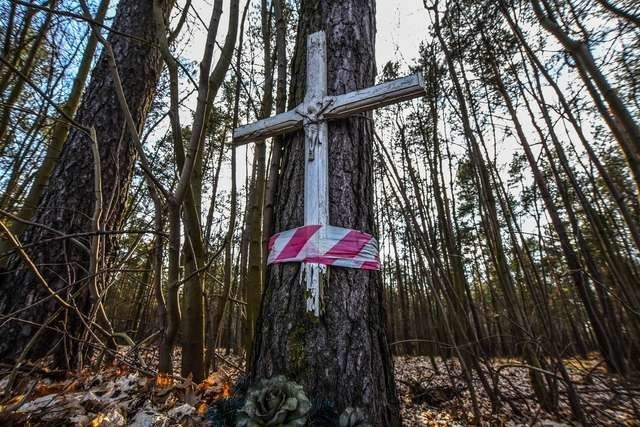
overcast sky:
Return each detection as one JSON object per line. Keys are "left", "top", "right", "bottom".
{"left": 376, "top": 0, "right": 429, "bottom": 71}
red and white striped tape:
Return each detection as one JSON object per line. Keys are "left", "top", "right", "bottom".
{"left": 267, "top": 224, "right": 380, "bottom": 270}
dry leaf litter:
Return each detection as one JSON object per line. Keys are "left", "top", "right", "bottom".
{"left": 0, "top": 351, "right": 637, "bottom": 426}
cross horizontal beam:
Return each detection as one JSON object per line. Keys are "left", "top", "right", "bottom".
{"left": 232, "top": 108, "right": 302, "bottom": 145}
{"left": 232, "top": 73, "right": 424, "bottom": 145}
{"left": 325, "top": 73, "right": 424, "bottom": 119}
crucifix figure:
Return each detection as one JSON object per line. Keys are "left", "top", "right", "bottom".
{"left": 233, "top": 31, "right": 424, "bottom": 316}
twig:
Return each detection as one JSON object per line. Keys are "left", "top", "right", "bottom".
{"left": 0, "top": 208, "right": 89, "bottom": 254}
{"left": 0, "top": 54, "right": 91, "bottom": 136}
{"left": 177, "top": 238, "right": 227, "bottom": 287}
{"left": 214, "top": 351, "right": 244, "bottom": 373}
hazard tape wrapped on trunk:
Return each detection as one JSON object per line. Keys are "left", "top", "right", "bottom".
{"left": 267, "top": 224, "right": 380, "bottom": 270}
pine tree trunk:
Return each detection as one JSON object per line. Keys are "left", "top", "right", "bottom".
{"left": 0, "top": 0, "right": 173, "bottom": 365}
{"left": 250, "top": 1, "right": 400, "bottom": 423}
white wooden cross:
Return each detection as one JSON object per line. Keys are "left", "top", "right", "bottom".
{"left": 233, "top": 31, "right": 424, "bottom": 316}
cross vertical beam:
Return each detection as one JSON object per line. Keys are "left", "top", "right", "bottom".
{"left": 302, "top": 31, "right": 329, "bottom": 315}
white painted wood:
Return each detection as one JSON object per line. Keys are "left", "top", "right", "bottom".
{"left": 302, "top": 31, "right": 329, "bottom": 316}
{"left": 233, "top": 74, "right": 424, "bottom": 145}
{"left": 230, "top": 30, "right": 427, "bottom": 317}
{"left": 324, "top": 73, "right": 424, "bottom": 119}
{"left": 232, "top": 108, "right": 302, "bottom": 145}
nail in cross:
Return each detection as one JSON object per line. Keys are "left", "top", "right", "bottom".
{"left": 233, "top": 31, "right": 424, "bottom": 315}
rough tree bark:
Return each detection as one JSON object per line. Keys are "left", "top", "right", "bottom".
{"left": 249, "top": 1, "right": 400, "bottom": 424}
{"left": 0, "top": 0, "right": 173, "bottom": 366}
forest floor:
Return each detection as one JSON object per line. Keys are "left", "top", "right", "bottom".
{"left": 0, "top": 350, "right": 638, "bottom": 426}
{"left": 395, "top": 354, "right": 639, "bottom": 426}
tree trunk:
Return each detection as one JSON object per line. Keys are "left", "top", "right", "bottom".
{"left": 244, "top": 0, "right": 275, "bottom": 362}
{"left": 212, "top": 0, "right": 244, "bottom": 365}
{"left": 0, "top": 0, "right": 173, "bottom": 365}
{"left": 250, "top": 1, "right": 400, "bottom": 423}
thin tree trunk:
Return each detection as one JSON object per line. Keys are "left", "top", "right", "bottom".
{"left": 530, "top": 0, "right": 640, "bottom": 190}
{"left": 214, "top": 0, "right": 245, "bottom": 353}
{"left": 0, "top": 0, "right": 58, "bottom": 154}
{"left": 244, "top": 0, "right": 275, "bottom": 362}
{"left": 488, "top": 52, "right": 626, "bottom": 374}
